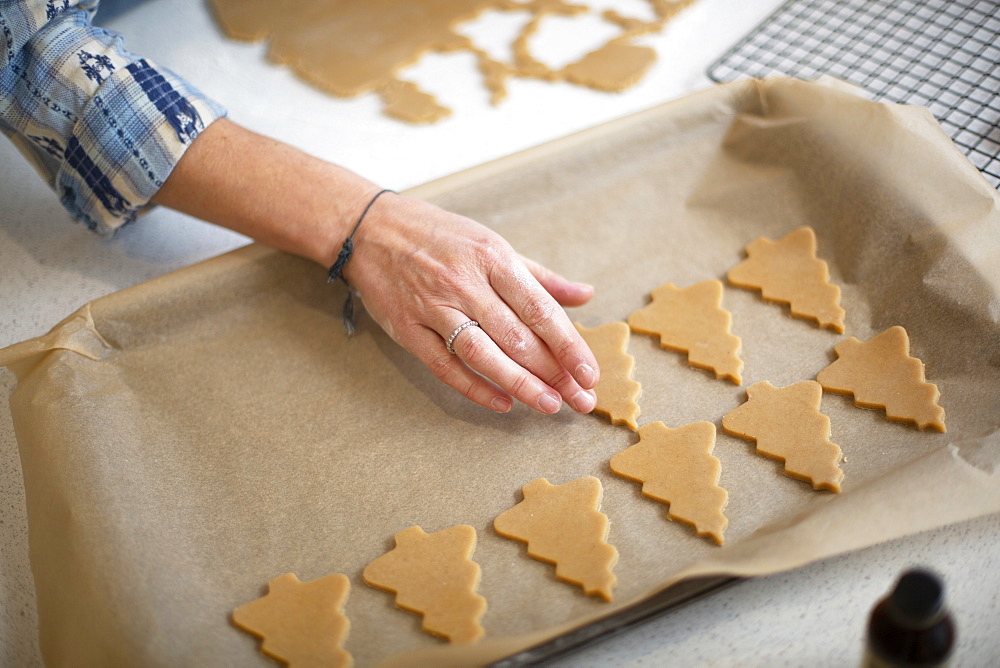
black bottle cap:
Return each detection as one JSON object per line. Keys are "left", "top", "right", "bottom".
{"left": 887, "top": 569, "right": 945, "bottom": 628}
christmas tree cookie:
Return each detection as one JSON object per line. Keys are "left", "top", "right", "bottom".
{"left": 816, "top": 326, "right": 945, "bottom": 431}
{"left": 232, "top": 572, "right": 352, "bottom": 667}
{"left": 494, "top": 476, "right": 618, "bottom": 602}
{"left": 363, "top": 524, "right": 486, "bottom": 643}
{"left": 723, "top": 380, "right": 845, "bottom": 492}
{"left": 574, "top": 321, "right": 641, "bottom": 431}
{"left": 728, "top": 226, "right": 845, "bottom": 333}
{"left": 610, "top": 421, "right": 729, "bottom": 545}
{"left": 627, "top": 279, "right": 743, "bottom": 384}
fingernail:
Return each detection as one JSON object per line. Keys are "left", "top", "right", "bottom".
{"left": 575, "top": 363, "right": 596, "bottom": 389}
{"left": 538, "top": 392, "right": 562, "bottom": 414}
{"left": 571, "top": 389, "right": 596, "bottom": 413}
{"left": 491, "top": 396, "right": 512, "bottom": 413}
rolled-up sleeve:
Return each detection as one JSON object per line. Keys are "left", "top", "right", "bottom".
{"left": 0, "top": 0, "right": 226, "bottom": 234}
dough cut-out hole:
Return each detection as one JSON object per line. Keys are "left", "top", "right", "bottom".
{"left": 529, "top": 13, "right": 623, "bottom": 70}
{"left": 395, "top": 50, "right": 484, "bottom": 107}
{"left": 455, "top": 9, "right": 535, "bottom": 64}
{"left": 587, "top": 0, "right": 659, "bottom": 22}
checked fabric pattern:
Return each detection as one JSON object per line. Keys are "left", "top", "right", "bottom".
{"left": 0, "top": 0, "right": 226, "bottom": 234}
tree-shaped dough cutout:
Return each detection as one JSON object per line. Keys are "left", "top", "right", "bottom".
{"left": 816, "top": 326, "right": 945, "bottom": 431}
{"left": 610, "top": 421, "right": 729, "bottom": 545}
{"left": 723, "top": 380, "right": 844, "bottom": 492}
{"left": 363, "top": 524, "right": 486, "bottom": 643}
{"left": 575, "top": 321, "right": 641, "bottom": 431}
{"left": 727, "top": 226, "right": 845, "bottom": 332}
{"left": 232, "top": 572, "right": 352, "bottom": 667}
{"left": 628, "top": 280, "right": 743, "bottom": 384}
{"left": 494, "top": 476, "right": 618, "bottom": 601}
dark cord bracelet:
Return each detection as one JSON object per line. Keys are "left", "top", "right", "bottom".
{"left": 327, "top": 188, "right": 394, "bottom": 336}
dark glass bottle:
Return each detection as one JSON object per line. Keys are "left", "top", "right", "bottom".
{"left": 864, "top": 569, "right": 956, "bottom": 667}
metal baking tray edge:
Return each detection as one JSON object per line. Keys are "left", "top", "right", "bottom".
{"left": 490, "top": 575, "right": 742, "bottom": 665}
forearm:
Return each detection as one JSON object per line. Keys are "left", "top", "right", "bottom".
{"left": 152, "top": 118, "right": 599, "bottom": 416}
{"left": 152, "top": 118, "right": 380, "bottom": 267}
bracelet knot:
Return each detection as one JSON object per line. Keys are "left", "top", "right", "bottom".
{"left": 326, "top": 237, "right": 355, "bottom": 284}
{"left": 327, "top": 188, "right": 394, "bottom": 336}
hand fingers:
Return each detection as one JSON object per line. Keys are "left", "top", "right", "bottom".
{"left": 404, "top": 325, "right": 515, "bottom": 414}
{"left": 489, "top": 262, "right": 600, "bottom": 391}
{"left": 439, "top": 313, "right": 569, "bottom": 415}
{"left": 471, "top": 297, "right": 597, "bottom": 414}
{"left": 520, "top": 254, "right": 594, "bottom": 307}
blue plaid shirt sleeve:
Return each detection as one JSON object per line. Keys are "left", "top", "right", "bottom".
{"left": 0, "top": 0, "right": 227, "bottom": 235}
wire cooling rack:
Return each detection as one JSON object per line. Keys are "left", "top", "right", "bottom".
{"left": 707, "top": 0, "right": 1000, "bottom": 189}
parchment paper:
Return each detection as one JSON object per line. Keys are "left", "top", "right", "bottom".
{"left": 2, "top": 78, "right": 999, "bottom": 667}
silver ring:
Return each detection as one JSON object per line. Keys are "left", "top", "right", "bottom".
{"left": 446, "top": 320, "right": 480, "bottom": 354}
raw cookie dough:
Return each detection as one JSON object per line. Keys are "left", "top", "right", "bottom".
{"left": 551, "top": 39, "right": 654, "bottom": 92}
{"left": 723, "top": 380, "right": 845, "bottom": 492}
{"left": 628, "top": 279, "right": 744, "bottom": 384}
{"left": 232, "top": 573, "right": 352, "bottom": 667}
{"left": 494, "top": 476, "right": 618, "bottom": 602}
{"left": 816, "top": 326, "right": 946, "bottom": 432}
{"left": 574, "top": 322, "right": 641, "bottom": 431}
{"left": 610, "top": 421, "right": 729, "bottom": 545}
{"left": 208, "top": 0, "right": 698, "bottom": 122}
{"left": 727, "top": 226, "right": 846, "bottom": 333}
{"left": 363, "top": 525, "right": 486, "bottom": 643}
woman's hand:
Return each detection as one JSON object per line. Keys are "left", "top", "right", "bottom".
{"left": 345, "top": 192, "right": 599, "bottom": 414}
{"left": 153, "top": 119, "right": 598, "bottom": 413}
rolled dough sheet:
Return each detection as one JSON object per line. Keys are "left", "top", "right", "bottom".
{"left": 207, "top": 0, "right": 698, "bottom": 122}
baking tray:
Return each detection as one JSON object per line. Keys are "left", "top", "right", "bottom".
{"left": 2, "top": 78, "right": 998, "bottom": 667}
{"left": 490, "top": 576, "right": 739, "bottom": 664}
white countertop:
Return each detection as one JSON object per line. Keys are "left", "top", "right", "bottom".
{"left": 2, "top": 0, "right": 998, "bottom": 665}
